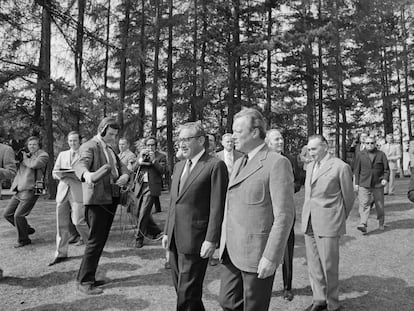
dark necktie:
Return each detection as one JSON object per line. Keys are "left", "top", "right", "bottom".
{"left": 236, "top": 154, "right": 248, "bottom": 177}
{"left": 179, "top": 160, "right": 192, "bottom": 193}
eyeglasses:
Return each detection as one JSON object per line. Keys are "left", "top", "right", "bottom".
{"left": 365, "top": 142, "right": 375, "bottom": 144}
{"left": 146, "top": 143, "right": 156, "bottom": 147}
{"left": 177, "top": 135, "right": 201, "bottom": 143}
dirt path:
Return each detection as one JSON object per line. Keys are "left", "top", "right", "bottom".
{"left": 0, "top": 177, "right": 413, "bottom": 311}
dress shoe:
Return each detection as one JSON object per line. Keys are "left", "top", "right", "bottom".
{"left": 135, "top": 239, "right": 144, "bottom": 248}
{"left": 68, "top": 235, "right": 80, "bottom": 244}
{"left": 77, "top": 283, "right": 103, "bottom": 295}
{"left": 378, "top": 224, "right": 385, "bottom": 231}
{"left": 48, "top": 257, "right": 68, "bottom": 266}
{"left": 28, "top": 227, "right": 35, "bottom": 235}
{"left": 357, "top": 223, "right": 367, "bottom": 233}
{"left": 209, "top": 258, "right": 219, "bottom": 266}
{"left": 304, "top": 303, "right": 327, "bottom": 311}
{"left": 164, "top": 261, "right": 171, "bottom": 269}
{"left": 14, "top": 240, "right": 31, "bottom": 248}
{"left": 283, "top": 289, "right": 294, "bottom": 301}
{"left": 94, "top": 279, "right": 107, "bottom": 287}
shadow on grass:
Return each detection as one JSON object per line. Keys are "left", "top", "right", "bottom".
{"left": 20, "top": 294, "right": 150, "bottom": 311}
{"left": 364, "top": 218, "right": 414, "bottom": 236}
{"left": 103, "top": 271, "right": 172, "bottom": 289}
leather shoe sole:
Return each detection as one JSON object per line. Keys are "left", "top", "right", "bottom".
{"left": 94, "top": 280, "right": 107, "bottom": 287}
{"left": 28, "top": 227, "right": 35, "bottom": 235}
{"left": 48, "top": 257, "right": 68, "bottom": 266}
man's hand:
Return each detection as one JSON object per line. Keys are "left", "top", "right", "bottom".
{"left": 257, "top": 257, "right": 276, "bottom": 279}
{"left": 162, "top": 235, "right": 168, "bottom": 249}
{"left": 354, "top": 185, "right": 359, "bottom": 192}
{"left": 116, "top": 174, "right": 129, "bottom": 186}
{"left": 200, "top": 241, "right": 216, "bottom": 259}
{"left": 83, "top": 171, "right": 93, "bottom": 185}
{"left": 381, "top": 179, "right": 388, "bottom": 186}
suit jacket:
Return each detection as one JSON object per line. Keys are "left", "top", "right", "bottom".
{"left": 380, "top": 143, "right": 401, "bottom": 170}
{"left": 118, "top": 149, "right": 136, "bottom": 170}
{"left": 11, "top": 149, "right": 49, "bottom": 192}
{"left": 53, "top": 149, "right": 83, "bottom": 203}
{"left": 133, "top": 150, "right": 167, "bottom": 197}
{"left": 216, "top": 149, "right": 243, "bottom": 174}
{"left": 74, "top": 136, "right": 129, "bottom": 205}
{"left": 301, "top": 154, "right": 355, "bottom": 237}
{"left": 220, "top": 145, "right": 295, "bottom": 273}
{"left": 164, "top": 151, "right": 228, "bottom": 254}
{"left": 0, "top": 143, "right": 16, "bottom": 195}
{"left": 354, "top": 149, "right": 390, "bottom": 188}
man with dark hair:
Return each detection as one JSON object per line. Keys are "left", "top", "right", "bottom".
{"left": 219, "top": 108, "right": 295, "bottom": 311}
{"left": 131, "top": 136, "right": 166, "bottom": 248}
{"left": 302, "top": 134, "right": 355, "bottom": 311}
{"left": 74, "top": 117, "right": 130, "bottom": 295}
{"left": 163, "top": 122, "right": 228, "bottom": 311}
{"left": 0, "top": 141, "right": 17, "bottom": 278}
{"left": 4, "top": 136, "right": 49, "bottom": 248}
{"left": 118, "top": 137, "right": 136, "bottom": 170}
{"left": 354, "top": 135, "right": 389, "bottom": 233}
{"left": 48, "top": 131, "right": 89, "bottom": 266}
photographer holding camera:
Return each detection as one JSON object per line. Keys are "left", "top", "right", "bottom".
{"left": 3, "top": 136, "right": 49, "bottom": 248}
{"left": 131, "top": 136, "right": 166, "bottom": 248}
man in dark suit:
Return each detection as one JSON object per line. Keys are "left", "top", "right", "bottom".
{"left": 216, "top": 133, "right": 243, "bottom": 175}
{"left": 219, "top": 108, "right": 295, "bottom": 311}
{"left": 132, "top": 136, "right": 166, "bottom": 248}
{"left": 302, "top": 135, "right": 355, "bottom": 311}
{"left": 354, "top": 135, "right": 389, "bottom": 233}
{"left": 74, "top": 117, "right": 130, "bottom": 295}
{"left": 162, "top": 122, "right": 228, "bottom": 311}
{"left": 266, "top": 129, "right": 304, "bottom": 302}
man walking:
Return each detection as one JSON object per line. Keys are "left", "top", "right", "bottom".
{"left": 4, "top": 136, "right": 49, "bottom": 248}
{"left": 219, "top": 108, "right": 295, "bottom": 311}
{"left": 354, "top": 136, "right": 389, "bottom": 233}
{"left": 0, "top": 141, "right": 17, "bottom": 278}
{"left": 118, "top": 137, "right": 136, "bottom": 170}
{"left": 132, "top": 136, "right": 166, "bottom": 248}
{"left": 74, "top": 117, "right": 129, "bottom": 295}
{"left": 49, "top": 131, "right": 89, "bottom": 266}
{"left": 302, "top": 135, "right": 355, "bottom": 311}
{"left": 380, "top": 133, "right": 401, "bottom": 195}
{"left": 162, "top": 122, "right": 228, "bottom": 311}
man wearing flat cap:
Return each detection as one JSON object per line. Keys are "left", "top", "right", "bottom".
{"left": 74, "top": 117, "right": 130, "bottom": 295}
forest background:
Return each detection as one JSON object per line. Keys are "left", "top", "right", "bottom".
{"left": 1, "top": 0, "right": 414, "bottom": 198}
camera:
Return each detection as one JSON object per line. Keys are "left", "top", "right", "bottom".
{"left": 34, "top": 180, "right": 46, "bottom": 195}
{"left": 142, "top": 152, "right": 151, "bottom": 163}
{"left": 16, "top": 147, "right": 30, "bottom": 162}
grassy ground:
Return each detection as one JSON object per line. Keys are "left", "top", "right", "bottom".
{"left": 0, "top": 177, "right": 414, "bottom": 311}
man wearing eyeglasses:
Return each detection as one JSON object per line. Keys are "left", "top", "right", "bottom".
{"left": 162, "top": 122, "right": 228, "bottom": 311}
{"left": 132, "top": 136, "right": 166, "bottom": 248}
{"left": 354, "top": 136, "right": 389, "bottom": 233}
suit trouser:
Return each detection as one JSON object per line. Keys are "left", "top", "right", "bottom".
{"left": 169, "top": 235, "right": 209, "bottom": 311}
{"left": 305, "top": 228, "right": 340, "bottom": 311}
{"left": 358, "top": 186, "right": 385, "bottom": 226}
{"left": 68, "top": 217, "right": 80, "bottom": 238}
{"left": 55, "top": 194, "right": 89, "bottom": 258}
{"left": 77, "top": 203, "right": 117, "bottom": 284}
{"left": 282, "top": 222, "right": 295, "bottom": 290}
{"left": 4, "top": 190, "right": 38, "bottom": 243}
{"left": 384, "top": 168, "right": 396, "bottom": 194}
{"left": 219, "top": 250, "right": 275, "bottom": 311}
{"left": 136, "top": 185, "right": 162, "bottom": 240}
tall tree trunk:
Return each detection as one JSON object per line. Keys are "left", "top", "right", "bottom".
{"left": 199, "top": 0, "right": 207, "bottom": 120}
{"left": 234, "top": 0, "right": 241, "bottom": 105}
{"left": 103, "top": 0, "right": 111, "bottom": 117}
{"left": 381, "top": 48, "right": 393, "bottom": 135}
{"left": 317, "top": 0, "right": 323, "bottom": 135}
{"left": 401, "top": 6, "right": 412, "bottom": 140}
{"left": 246, "top": 0, "right": 252, "bottom": 106}
{"left": 74, "top": 0, "right": 85, "bottom": 131}
{"left": 264, "top": 3, "right": 272, "bottom": 127}
{"left": 40, "top": 0, "right": 56, "bottom": 199}
{"left": 190, "top": 0, "right": 198, "bottom": 121}
{"left": 119, "top": 0, "right": 131, "bottom": 133}
{"left": 166, "top": 0, "right": 174, "bottom": 186}
{"left": 226, "top": 4, "right": 236, "bottom": 133}
{"left": 394, "top": 40, "right": 404, "bottom": 169}
{"left": 138, "top": 0, "right": 146, "bottom": 138}
{"left": 152, "top": 0, "right": 161, "bottom": 135}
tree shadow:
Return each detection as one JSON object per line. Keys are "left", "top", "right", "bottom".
{"left": 102, "top": 271, "right": 171, "bottom": 289}
{"left": 365, "top": 218, "right": 414, "bottom": 236}
{"left": 21, "top": 294, "right": 149, "bottom": 311}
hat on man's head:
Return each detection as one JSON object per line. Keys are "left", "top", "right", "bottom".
{"left": 97, "top": 116, "right": 120, "bottom": 136}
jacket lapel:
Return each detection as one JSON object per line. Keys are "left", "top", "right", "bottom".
{"left": 311, "top": 154, "right": 334, "bottom": 184}
{"left": 177, "top": 152, "right": 208, "bottom": 200}
{"left": 228, "top": 146, "right": 266, "bottom": 189}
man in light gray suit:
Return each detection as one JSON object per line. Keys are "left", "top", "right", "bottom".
{"left": 302, "top": 135, "right": 355, "bottom": 311}
{"left": 0, "top": 142, "right": 17, "bottom": 279}
{"left": 219, "top": 108, "right": 295, "bottom": 311}
{"left": 215, "top": 133, "right": 243, "bottom": 175}
{"left": 49, "top": 131, "right": 89, "bottom": 266}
